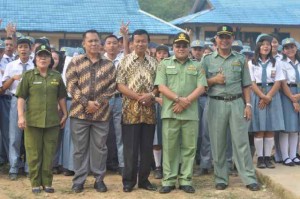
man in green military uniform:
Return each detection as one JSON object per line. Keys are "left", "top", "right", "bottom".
{"left": 155, "top": 32, "right": 207, "bottom": 194}
{"left": 201, "top": 25, "right": 259, "bottom": 191}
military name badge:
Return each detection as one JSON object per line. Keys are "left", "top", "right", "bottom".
{"left": 166, "top": 65, "right": 175, "bottom": 69}
{"left": 231, "top": 61, "right": 241, "bottom": 67}
{"left": 187, "top": 65, "right": 196, "bottom": 71}
{"left": 50, "top": 79, "right": 59, "bottom": 85}
{"left": 33, "top": 81, "right": 42, "bottom": 84}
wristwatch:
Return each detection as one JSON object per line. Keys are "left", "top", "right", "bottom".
{"left": 174, "top": 95, "right": 180, "bottom": 102}
{"left": 246, "top": 103, "right": 252, "bottom": 108}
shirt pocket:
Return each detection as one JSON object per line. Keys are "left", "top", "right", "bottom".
{"left": 208, "top": 68, "right": 219, "bottom": 78}
{"left": 231, "top": 66, "right": 242, "bottom": 81}
{"left": 166, "top": 68, "right": 178, "bottom": 75}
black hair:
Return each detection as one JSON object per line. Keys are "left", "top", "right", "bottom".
{"left": 5, "top": 37, "right": 13, "bottom": 41}
{"left": 82, "top": 29, "right": 99, "bottom": 40}
{"left": 104, "top": 35, "right": 118, "bottom": 43}
{"left": 51, "top": 50, "right": 64, "bottom": 73}
{"left": 269, "top": 33, "right": 280, "bottom": 42}
{"left": 132, "top": 29, "right": 150, "bottom": 42}
{"left": 252, "top": 40, "right": 275, "bottom": 67}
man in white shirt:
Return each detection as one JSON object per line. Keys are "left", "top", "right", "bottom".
{"left": 2, "top": 37, "right": 34, "bottom": 180}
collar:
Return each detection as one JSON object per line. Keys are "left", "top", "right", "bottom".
{"left": 258, "top": 58, "right": 270, "bottom": 64}
{"left": 3, "top": 54, "right": 13, "bottom": 59}
{"left": 33, "top": 68, "right": 53, "bottom": 76}
{"left": 171, "top": 55, "right": 190, "bottom": 63}
{"left": 83, "top": 53, "right": 102, "bottom": 61}
{"left": 17, "top": 58, "right": 32, "bottom": 65}
{"left": 132, "top": 51, "right": 150, "bottom": 61}
{"left": 287, "top": 57, "right": 299, "bottom": 65}
{"left": 212, "top": 50, "right": 235, "bottom": 58}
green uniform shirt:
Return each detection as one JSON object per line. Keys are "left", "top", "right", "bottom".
{"left": 201, "top": 50, "right": 251, "bottom": 96}
{"left": 154, "top": 55, "right": 207, "bottom": 120}
{"left": 16, "top": 68, "right": 67, "bottom": 128}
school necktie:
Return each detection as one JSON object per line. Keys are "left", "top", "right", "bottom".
{"left": 260, "top": 60, "right": 269, "bottom": 89}
{"left": 290, "top": 61, "right": 300, "bottom": 92}
{"left": 22, "top": 63, "right": 28, "bottom": 73}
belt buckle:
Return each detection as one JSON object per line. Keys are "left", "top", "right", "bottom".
{"left": 224, "top": 96, "right": 231, "bottom": 102}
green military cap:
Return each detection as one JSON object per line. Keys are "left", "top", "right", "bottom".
{"left": 173, "top": 32, "right": 190, "bottom": 44}
{"left": 217, "top": 25, "right": 234, "bottom": 36}
{"left": 35, "top": 44, "right": 51, "bottom": 56}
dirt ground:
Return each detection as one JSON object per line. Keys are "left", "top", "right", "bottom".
{"left": 0, "top": 165, "right": 279, "bottom": 199}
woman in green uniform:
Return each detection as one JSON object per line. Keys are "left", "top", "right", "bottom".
{"left": 16, "top": 44, "right": 68, "bottom": 194}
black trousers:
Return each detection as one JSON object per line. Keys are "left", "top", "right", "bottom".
{"left": 122, "top": 123, "right": 155, "bottom": 188}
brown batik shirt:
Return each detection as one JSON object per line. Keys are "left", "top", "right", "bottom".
{"left": 116, "top": 51, "right": 157, "bottom": 124}
{"left": 66, "top": 54, "right": 116, "bottom": 121}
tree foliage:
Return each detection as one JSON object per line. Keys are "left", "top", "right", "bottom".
{"left": 138, "top": 0, "right": 195, "bottom": 21}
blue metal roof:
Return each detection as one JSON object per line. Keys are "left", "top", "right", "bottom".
{"left": 0, "top": 0, "right": 182, "bottom": 35}
{"left": 171, "top": 0, "right": 300, "bottom": 26}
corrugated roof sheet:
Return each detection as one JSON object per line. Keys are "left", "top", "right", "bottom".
{"left": 171, "top": 0, "right": 300, "bottom": 26}
{"left": 0, "top": 0, "right": 182, "bottom": 35}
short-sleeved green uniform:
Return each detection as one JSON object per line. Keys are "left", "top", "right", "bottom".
{"left": 201, "top": 50, "right": 257, "bottom": 185}
{"left": 16, "top": 68, "right": 67, "bottom": 187}
{"left": 155, "top": 55, "right": 207, "bottom": 186}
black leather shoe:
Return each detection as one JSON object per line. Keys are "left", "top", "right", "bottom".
{"left": 32, "top": 187, "right": 41, "bottom": 194}
{"left": 246, "top": 183, "right": 260, "bottom": 191}
{"left": 44, "top": 186, "right": 55, "bottom": 193}
{"left": 215, "top": 183, "right": 227, "bottom": 190}
{"left": 72, "top": 184, "right": 84, "bottom": 193}
{"left": 159, "top": 186, "right": 175, "bottom": 194}
{"left": 264, "top": 156, "right": 275, "bottom": 168}
{"left": 256, "top": 156, "right": 266, "bottom": 169}
{"left": 123, "top": 186, "right": 133, "bottom": 192}
{"left": 138, "top": 181, "right": 157, "bottom": 191}
{"left": 179, "top": 185, "right": 195, "bottom": 193}
{"left": 94, "top": 181, "right": 107, "bottom": 192}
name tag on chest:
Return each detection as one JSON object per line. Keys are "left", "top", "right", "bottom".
{"left": 33, "top": 81, "right": 42, "bottom": 85}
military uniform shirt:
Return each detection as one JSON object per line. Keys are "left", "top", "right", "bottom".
{"left": 16, "top": 68, "right": 67, "bottom": 128}
{"left": 201, "top": 51, "right": 251, "bottom": 96}
{"left": 154, "top": 55, "right": 207, "bottom": 120}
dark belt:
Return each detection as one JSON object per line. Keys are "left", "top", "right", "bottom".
{"left": 200, "top": 93, "right": 207, "bottom": 97}
{"left": 256, "top": 83, "right": 274, "bottom": 86}
{"left": 210, "top": 94, "right": 242, "bottom": 102}
{"left": 0, "top": 94, "right": 12, "bottom": 99}
{"left": 288, "top": 84, "right": 298, "bottom": 87}
{"left": 114, "top": 93, "right": 122, "bottom": 98}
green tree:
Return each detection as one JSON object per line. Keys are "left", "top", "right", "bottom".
{"left": 138, "top": 0, "right": 195, "bottom": 21}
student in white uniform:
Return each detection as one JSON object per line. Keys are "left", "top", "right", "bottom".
{"left": 280, "top": 38, "right": 300, "bottom": 166}
{"left": 248, "top": 34, "right": 285, "bottom": 169}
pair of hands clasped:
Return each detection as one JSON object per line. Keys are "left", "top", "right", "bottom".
{"left": 173, "top": 97, "right": 191, "bottom": 114}
{"left": 289, "top": 94, "right": 300, "bottom": 112}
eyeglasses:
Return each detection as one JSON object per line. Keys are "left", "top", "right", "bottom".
{"left": 174, "top": 44, "right": 188, "bottom": 49}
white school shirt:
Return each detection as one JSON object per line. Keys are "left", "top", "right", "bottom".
{"left": 0, "top": 54, "right": 14, "bottom": 73}
{"left": 0, "top": 72, "right": 2, "bottom": 87}
{"left": 2, "top": 58, "right": 34, "bottom": 94}
{"left": 248, "top": 58, "right": 285, "bottom": 83}
{"left": 280, "top": 57, "right": 300, "bottom": 84}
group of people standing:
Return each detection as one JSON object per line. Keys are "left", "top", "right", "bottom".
{"left": 0, "top": 22, "right": 299, "bottom": 195}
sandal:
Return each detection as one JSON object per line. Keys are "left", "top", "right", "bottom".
{"left": 292, "top": 157, "right": 300, "bottom": 165}
{"left": 283, "top": 158, "right": 295, "bottom": 166}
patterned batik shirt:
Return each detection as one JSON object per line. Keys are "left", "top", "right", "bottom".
{"left": 66, "top": 54, "right": 116, "bottom": 121}
{"left": 116, "top": 51, "right": 157, "bottom": 124}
